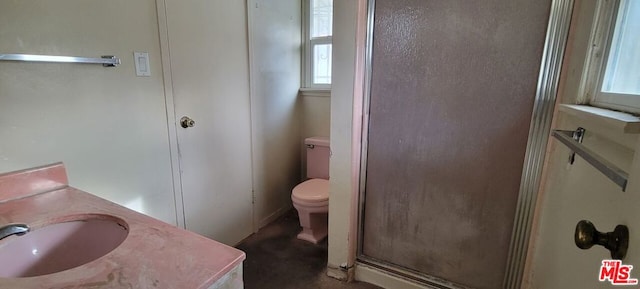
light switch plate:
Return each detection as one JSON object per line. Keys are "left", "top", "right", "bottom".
{"left": 134, "top": 52, "right": 150, "bottom": 77}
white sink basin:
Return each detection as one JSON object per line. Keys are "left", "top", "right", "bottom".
{"left": 0, "top": 215, "right": 128, "bottom": 278}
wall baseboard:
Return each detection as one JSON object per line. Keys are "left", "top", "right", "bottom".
{"left": 355, "top": 263, "right": 432, "bottom": 289}
{"left": 327, "top": 264, "right": 349, "bottom": 281}
{"left": 258, "top": 203, "right": 293, "bottom": 230}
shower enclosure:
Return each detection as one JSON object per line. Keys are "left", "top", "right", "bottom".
{"left": 357, "top": 0, "right": 572, "bottom": 288}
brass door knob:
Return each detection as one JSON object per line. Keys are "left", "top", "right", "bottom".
{"left": 180, "top": 116, "right": 195, "bottom": 128}
{"left": 575, "top": 220, "right": 629, "bottom": 260}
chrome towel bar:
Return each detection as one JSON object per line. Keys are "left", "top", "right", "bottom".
{"left": 552, "top": 129, "right": 628, "bottom": 191}
{"left": 0, "top": 54, "right": 120, "bottom": 67}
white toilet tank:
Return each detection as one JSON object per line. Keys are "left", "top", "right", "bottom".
{"left": 305, "top": 137, "right": 329, "bottom": 180}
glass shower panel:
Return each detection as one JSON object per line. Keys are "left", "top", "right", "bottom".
{"left": 361, "top": 1, "right": 552, "bottom": 288}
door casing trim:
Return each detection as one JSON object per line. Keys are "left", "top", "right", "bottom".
{"left": 155, "top": 0, "right": 186, "bottom": 229}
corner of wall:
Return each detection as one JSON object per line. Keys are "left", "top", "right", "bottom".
{"left": 247, "top": 0, "right": 303, "bottom": 231}
{"left": 328, "top": 0, "right": 368, "bottom": 281}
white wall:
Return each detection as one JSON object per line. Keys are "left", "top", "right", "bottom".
{"left": 0, "top": 0, "right": 176, "bottom": 224}
{"left": 301, "top": 96, "right": 330, "bottom": 139}
{"left": 328, "top": 0, "right": 359, "bottom": 279}
{"left": 525, "top": 1, "right": 640, "bottom": 288}
{"left": 0, "top": 0, "right": 329, "bottom": 246}
{"left": 247, "top": 0, "right": 303, "bottom": 228}
{"left": 300, "top": 94, "right": 331, "bottom": 178}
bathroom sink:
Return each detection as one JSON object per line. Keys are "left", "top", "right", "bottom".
{"left": 0, "top": 215, "right": 128, "bottom": 278}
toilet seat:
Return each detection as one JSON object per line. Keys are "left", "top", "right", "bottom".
{"left": 292, "top": 179, "right": 329, "bottom": 207}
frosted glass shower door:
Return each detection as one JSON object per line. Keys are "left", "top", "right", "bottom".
{"left": 360, "top": 1, "right": 553, "bottom": 288}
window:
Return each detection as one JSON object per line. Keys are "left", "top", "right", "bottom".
{"left": 303, "top": 0, "right": 333, "bottom": 89}
{"left": 583, "top": 0, "right": 640, "bottom": 113}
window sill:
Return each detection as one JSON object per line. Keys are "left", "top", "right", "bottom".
{"left": 558, "top": 104, "right": 640, "bottom": 134}
{"left": 299, "top": 88, "right": 331, "bottom": 97}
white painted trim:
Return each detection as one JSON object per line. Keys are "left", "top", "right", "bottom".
{"left": 577, "top": 0, "right": 616, "bottom": 104}
{"left": 327, "top": 265, "right": 349, "bottom": 281}
{"left": 327, "top": 0, "right": 363, "bottom": 281}
{"left": 246, "top": 0, "right": 259, "bottom": 234}
{"left": 592, "top": 93, "right": 640, "bottom": 115}
{"left": 155, "top": 0, "right": 185, "bottom": 228}
{"left": 299, "top": 88, "right": 331, "bottom": 97}
{"left": 302, "top": 0, "right": 311, "bottom": 88}
{"left": 559, "top": 107, "right": 639, "bottom": 151}
{"left": 559, "top": 104, "right": 640, "bottom": 133}
{"left": 355, "top": 264, "right": 433, "bottom": 289}
{"left": 581, "top": 0, "right": 640, "bottom": 114}
{"left": 303, "top": 0, "right": 333, "bottom": 89}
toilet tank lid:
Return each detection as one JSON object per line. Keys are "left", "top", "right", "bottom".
{"left": 305, "top": 136, "right": 329, "bottom": 147}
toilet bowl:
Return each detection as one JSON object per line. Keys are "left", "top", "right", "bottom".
{"left": 292, "top": 178, "right": 329, "bottom": 243}
{"left": 292, "top": 137, "right": 330, "bottom": 244}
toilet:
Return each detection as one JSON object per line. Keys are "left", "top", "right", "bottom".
{"left": 292, "top": 137, "right": 330, "bottom": 244}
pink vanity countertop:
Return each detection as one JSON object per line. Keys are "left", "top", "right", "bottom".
{"left": 0, "top": 163, "right": 245, "bottom": 289}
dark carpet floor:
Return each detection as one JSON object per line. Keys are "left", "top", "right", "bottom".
{"left": 236, "top": 210, "right": 381, "bottom": 289}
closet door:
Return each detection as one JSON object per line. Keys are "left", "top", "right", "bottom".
{"left": 361, "top": 1, "right": 552, "bottom": 288}
{"left": 164, "top": 0, "right": 254, "bottom": 245}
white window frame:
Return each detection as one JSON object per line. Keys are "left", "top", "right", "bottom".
{"left": 580, "top": 0, "right": 640, "bottom": 114}
{"left": 302, "top": 0, "right": 332, "bottom": 90}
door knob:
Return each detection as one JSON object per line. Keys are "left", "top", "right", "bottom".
{"left": 575, "top": 220, "right": 629, "bottom": 260}
{"left": 180, "top": 116, "right": 195, "bottom": 128}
